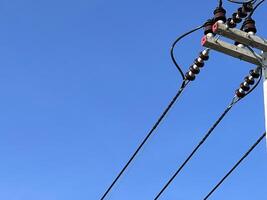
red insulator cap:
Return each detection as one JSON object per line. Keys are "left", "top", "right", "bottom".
{"left": 204, "top": 19, "right": 214, "bottom": 35}
{"left": 201, "top": 36, "right": 208, "bottom": 46}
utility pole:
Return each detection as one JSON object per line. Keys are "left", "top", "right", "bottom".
{"left": 202, "top": 22, "right": 267, "bottom": 140}
{"left": 262, "top": 52, "right": 267, "bottom": 141}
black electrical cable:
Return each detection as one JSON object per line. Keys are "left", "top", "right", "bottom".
{"left": 100, "top": 24, "right": 206, "bottom": 200}
{"left": 203, "top": 132, "right": 266, "bottom": 200}
{"left": 171, "top": 24, "right": 205, "bottom": 80}
{"left": 227, "top": 0, "right": 256, "bottom": 4}
{"left": 248, "top": 0, "right": 265, "bottom": 17}
{"left": 240, "top": 0, "right": 265, "bottom": 30}
{"left": 100, "top": 1, "right": 265, "bottom": 198}
{"left": 100, "top": 81, "right": 188, "bottom": 200}
{"left": 153, "top": 69, "right": 262, "bottom": 200}
{"left": 219, "top": 0, "right": 223, "bottom": 7}
{"left": 154, "top": 98, "right": 237, "bottom": 200}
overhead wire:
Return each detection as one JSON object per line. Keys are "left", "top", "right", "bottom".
{"left": 227, "top": 0, "right": 257, "bottom": 4}
{"left": 153, "top": 97, "right": 238, "bottom": 199}
{"left": 171, "top": 24, "right": 205, "bottom": 80}
{"left": 153, "top": 4, "right": 266, "bottom": 198}
{"left": 102, "top": 1, "right": 265, "bottom": 199}
{"left": 153, "top": 66, "right": 263, "bottom": 199}
{"left": 153, "top": 1, "right": 266, "bottom": 199}
{"left": 219, "top": 0, "right": 223, "bottom": 7}
{"left": 99, "top": 24, "right": 205, "bottom": 200}
{"left": 240, "top": 0, "right": 265, "bottom": 30}
{"left": 203, "top": 132, "right": 266, "bottom": 200}
{"left": 248, "top": 0, "right": 265, "bottom": 17}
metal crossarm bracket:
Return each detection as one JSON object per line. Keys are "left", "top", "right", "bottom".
{"left": 201, "top": 36, "right": 261, "bottom": 65}
{"left": 213, "top": 22, "right": 267, "bottom": 52}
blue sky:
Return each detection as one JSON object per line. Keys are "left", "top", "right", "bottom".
{"left": 0, "top": 0, "right": 266, "bottom": 199}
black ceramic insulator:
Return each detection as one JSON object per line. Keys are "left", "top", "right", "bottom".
{"left": 204, "top": 19, "right": 214, "bottom": 35}
{"left": 190, "top": 66, "right": 200, "bottom": 74}
{"left": 240, "top": 83, "right": 250, "bottom": 91}
{"left": 199, "top": 52, "right": 209, "bottom": 61}
{"left": 232, "top": 13, "right": 242, "bottom": 23}
{"left": 227, "top": 18, "right": 237, "bottom": 28}
{"left": 194, "top": 59, "right": 204, "bottom": 68}
{"left": 213, "top": 7, "right": 226, "bottom": 23}
{"left": 245, "top": 76, "right": 255, "bottom": 85}
{"left": 185, "top": 72, "right": 196, "bottom": 81}
{"left": 243, "top": 3, "right": 253, "bottom": 13}
{"left": 237, "top": 7, "right": 247, "bottom": 18}
{"left": 236, "top": 89, "right": 246, "bottom": 98}
{"left": 249, "top": 69, "right": 260, "bottom": 78}
{"left": 243, "top": 18, "right": 257, "bottom": 33}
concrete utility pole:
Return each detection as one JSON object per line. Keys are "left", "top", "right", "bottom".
{"left": 262, "top": 52, "right": 267, "bottom": 141}
{"left": 202, "top": 22, "right": 267, "bottom": 140}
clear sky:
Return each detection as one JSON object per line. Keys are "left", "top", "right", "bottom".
{"left": 0, "top": 0, "right": 266, "bottom": 199}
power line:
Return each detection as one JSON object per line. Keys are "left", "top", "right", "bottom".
{"left": 100, "top": 81, "right": 188, "bottom": 200}
{"left": 249, "top": 0, "right": 266, "bottom": 17}
{"left": 240, "top": 0, "right": 266, "bottom": 30}
{"left": 154, "top": 98, "right": 237, "bottom": 200}
{"left": 100, "top": 2, "right": 266, "bottom": 199}
{"left": 154, "top": 2, "right": 264, "bottom": 200}
{"left": 100, "top": 24, "right": 206, "bottom": 199}
{"left": 153, "top": 67, "right": 262, "bottom": 199}
{"left": 171, "top": 24, "right": 205, "bottom": 79}
{"left": 203, "top": 132, "right": 266, "bottom": 200}
{"left": 153, "top": 4, "right": 263, "bottom": 199}
{"left": 219, "top": 0, "right": 223, "bottom": 7}
{"left": 227, "top": 0, "right": 257, "bottom": 4}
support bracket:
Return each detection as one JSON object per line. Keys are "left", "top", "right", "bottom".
{"left": 201, "top": 36, "right": 261, "bottom": 65}
{"left": 213, "top": 22, "right": 267, "bottom": 52}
